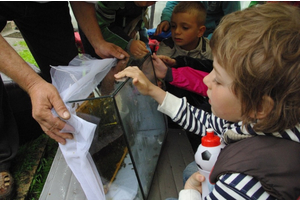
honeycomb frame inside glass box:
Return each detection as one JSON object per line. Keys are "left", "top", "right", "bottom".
{"left": 67, "top": 53, "right": 167, "bottom": 200}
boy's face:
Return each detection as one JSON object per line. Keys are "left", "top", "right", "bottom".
{"left": 170, "top": 12, "right": 205, "bottom": 51}
{"left": 203, "top": 58, "right": 242, "bottom": 122}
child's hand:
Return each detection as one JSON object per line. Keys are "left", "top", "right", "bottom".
{"left": 184, "top": 172, "right": 205, "bottom": 194}
{"left": 154, "top": 21, "right": 170, "bottom": 35}
{"left": 114, "top": 66, "right": 167, "bottom": 104}
{"left": 114, "top": 66, "right": 153, "bottom": 96}
{"left": 156, "top": 55, "right": 177, "bottom": 67}
{"left": 151, "top": 53, "right": 168, "bottom": 79}
{"left": 130, "top": 40, "right": 149, "bottom": 59}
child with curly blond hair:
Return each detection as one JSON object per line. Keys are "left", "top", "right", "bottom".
{"left": 115, "top": 3, "right": 300, "bottom": 199}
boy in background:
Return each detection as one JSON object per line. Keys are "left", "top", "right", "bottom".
{"left": 156, "top": 2, "right": 213, "bottom": 151}
{"left": 155, "top": 1, "right": 241, "bottom": 40}
{"left": 157, "top": 1, "right": 212, "bottom": 60}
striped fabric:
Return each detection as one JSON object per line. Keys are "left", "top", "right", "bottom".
{"left": 158, "top": 92, "right": 300, "bottom": 199}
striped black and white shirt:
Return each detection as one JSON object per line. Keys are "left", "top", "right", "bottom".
{"left": 158, "top": 92, "right": 300, "bottom": 200}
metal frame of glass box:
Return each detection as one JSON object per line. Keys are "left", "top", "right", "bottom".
{"left": 67, "top": 54, "right": 167, "bottom": 200}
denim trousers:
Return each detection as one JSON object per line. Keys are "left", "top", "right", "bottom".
{"left": 165, "top": 161, "right": 214, "bottom": 200}
{"left": 163, "top": 162, "right": 198, "bottom": 200}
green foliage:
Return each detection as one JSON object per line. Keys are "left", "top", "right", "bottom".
{"left": 14, "top": 41, "right": 38, "bottom": 67}
{"left": 16, "top": 40, "right": 27, "bottom": 47}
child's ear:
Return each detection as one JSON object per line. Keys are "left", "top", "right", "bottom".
{"left": 250, "top": 95, "right": 274, "bottom": 119}
{"left": 198, "top": 26, "right": 206, "bottom": 37}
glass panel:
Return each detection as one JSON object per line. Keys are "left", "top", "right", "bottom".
{"left": 114, "top": 78, "right": 166, "bottom": 198}
{"left": 68, "top": 54, "right": 167, "bottom": 200}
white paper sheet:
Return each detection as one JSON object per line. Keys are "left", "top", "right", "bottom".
{"left": 50, "top": 55, "right": 117, "bottom": 200}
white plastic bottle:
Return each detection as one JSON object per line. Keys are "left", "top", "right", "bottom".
{"left": 194, "top": 128, "right": 223, "bottom": 199}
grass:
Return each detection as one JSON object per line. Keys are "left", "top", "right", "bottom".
{"left": 10, "top": 134, "right": 58, "bottom": 200}
{"left": 27, "top": 137, "right": 58, "bottom": 199}
{"left": 14, "top": 41, "right": 38, "bottom": 67}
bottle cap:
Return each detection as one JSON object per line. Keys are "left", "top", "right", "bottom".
{"left": 201, "top": 128, "right": 221, "bottom": 147}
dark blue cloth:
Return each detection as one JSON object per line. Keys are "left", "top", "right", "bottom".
{"left": 147, "top": 28, "right": 171, "bottom": 42}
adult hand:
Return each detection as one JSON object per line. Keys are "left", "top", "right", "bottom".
{"left": 70, "top": 2, "right": 129, "bottom": 60}
{"left": 154, "top": 21, "right": 170, "bottom": 35}
{"left": 0, "top": 35, "right": 74, "bottom": 145}
{"left": 184, "top": 172, "right": 205, "bottom": 194}
{"left": 94, "top": 40, "right": 130, "bottom": 59}
{"left": 129, "top": 40, "right": 149, "bottom": 59}
{"left": 28, "top": 79, "right": 74, "bottom": 145}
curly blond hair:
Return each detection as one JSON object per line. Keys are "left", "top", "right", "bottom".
{"left": 210, "top": 3, "right": 300, "bottom": 133}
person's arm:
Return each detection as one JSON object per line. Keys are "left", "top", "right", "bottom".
{"left": 178, "top": 172, "right": 204, "bottom": 200}
{"left": 161, "top": 1, "right": 180, "bottom": 22}
{"left": 152, "top": 54, "right": 210, "bottom": 96}
{"left": 174, "top": 56, "right": 213, "bottom": 73}
{"left": 92, "top": 1, "right": 132, "bottom": 49}
{"left": 168, "top": 67, "right": 209, "bottom": 96}
{"left": 114, "top": 65, "right": 211, "bottom": 135}
{"left": 0, "top": 36, "right": 73, "bottom": 144}
{"left": 154, "top": 1, "right": 179, "bottom": 35}
{"left": 70, "top": 1, "right": 129, "bottom": 59}
{"left": 94, "top": 1, "right": 149, "bottom": 58}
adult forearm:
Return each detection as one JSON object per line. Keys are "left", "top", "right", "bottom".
{"left": 70, "top": 1, "right": 105, "bottom": 48}
{"left": 0, "top": 35, "right": 44, "bottom": 93}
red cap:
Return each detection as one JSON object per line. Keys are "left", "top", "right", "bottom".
{"left": 201, "top": 128, "right": 221, "bottom": 147}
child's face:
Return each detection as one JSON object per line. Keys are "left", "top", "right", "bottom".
{"left": 203, "top": 58, "right": 242, "bottom": 122}
{"left": 170, "top": 12, "right": 205, "bottom": 51}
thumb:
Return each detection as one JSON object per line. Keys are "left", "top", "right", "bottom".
{"left": 52, "top": 98, "right": 70, "bottom": 120}
{"left": 60, "top": 110, "right": 71, "bottom": 120}
{"left": 197, "top": 173, "right": 205, "bottom": 182}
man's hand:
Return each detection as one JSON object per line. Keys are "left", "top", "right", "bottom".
{"left": 70, "top": 1, "right": 129, "bottom": 60}
{"left": 94, "top": 41, "right": 129, "bottom": 59}
{"left": 0, "top": 35, "right": 74, "bottom": 145}
{"left": 28, "top": 80, "right": 74, "bottom": 145}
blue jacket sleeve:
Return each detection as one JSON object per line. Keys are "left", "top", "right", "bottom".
{"left": 160, "top": 1, "right": 180, "bottom": 22}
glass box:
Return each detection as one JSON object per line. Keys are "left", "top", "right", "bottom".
{"left": 67, "top": 54, "right": 167, "bottom": 200}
